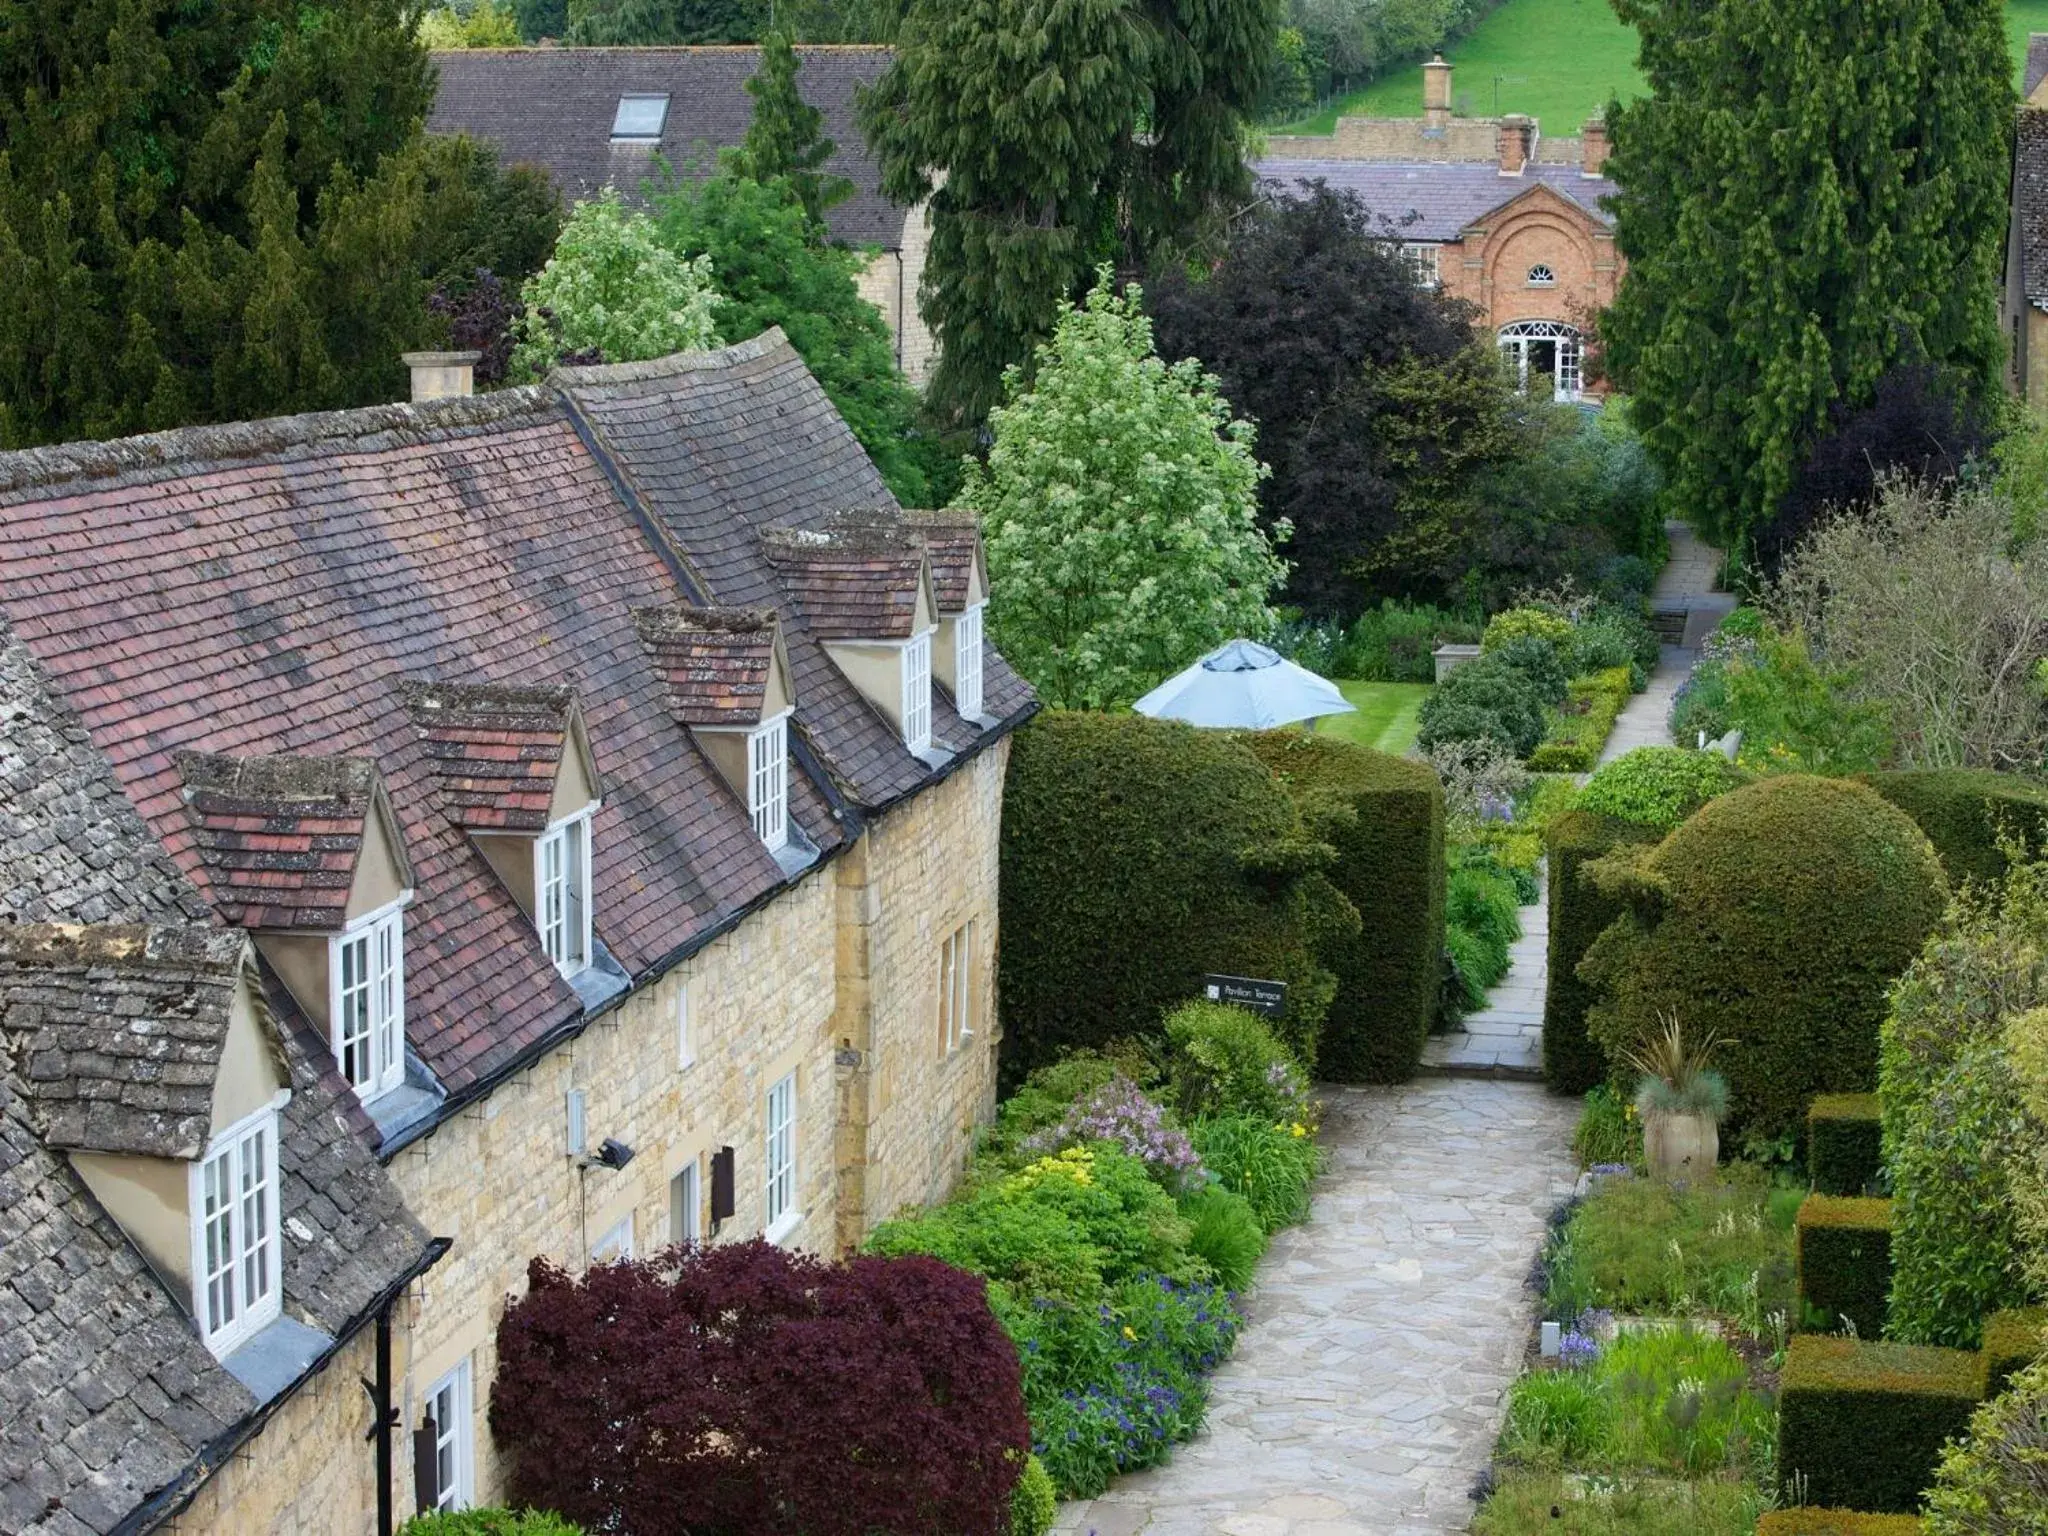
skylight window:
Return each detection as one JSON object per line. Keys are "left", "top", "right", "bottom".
{"left": 612, "top": 94, "right": 670, "bottom": 142}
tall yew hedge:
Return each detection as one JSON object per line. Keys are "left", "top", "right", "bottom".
{"left": 1243, "top": 731, "right": 1444, "bottom": 1082}
{"left": 1858, "top": 769, "right": 2048, "bottom": 889}
{"left": 1543, "top": 810, "right": 1659, "bottom": 1093}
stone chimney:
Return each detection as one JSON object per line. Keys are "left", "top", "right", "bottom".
{"left": 1498, "top": 114, "right": 1534, "bottom": 175}
{"left": 401, "top": 351, "right": 480, "bottom": 403}
{"left": 1581, "top": 116, "right": 1610, "bottom": 177}
{"left": 1422, "top": 54, "right": 1453, "bottom": 130}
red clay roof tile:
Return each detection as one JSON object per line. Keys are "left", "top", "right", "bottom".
{"left": 632, "top": 603, "right": 779, "bottom": 727}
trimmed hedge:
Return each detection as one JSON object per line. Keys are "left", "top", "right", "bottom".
{"left": 1526, "top": 666, "right": 1633, "bottom": 772}
{"left": 1542, "top": 810, "right": 1657, "bottom": 1093}
{"left": 1981, "top": 1307, "right": 2048, "bottom": 1398}
{"left": 1778, "top": 1335, "right": 1984, "bottom": 1513}
{"left": 1244, "top": 733, "right": 1445, "bottom": 1082}
{"left": 1754, "top": 1514, "right": 1922, "bottom": 1536}
{"left": 1859, "top": 769, "right": 2048, "bottom": 889}
{"left": 998, "top": 714, "right": 1354, "bottom": 1087}
{"left": 1580, "top": 776, "right": 1949, "bottom": 1145}
{"left": 1797, "top": 1194, "right": 1894, "bottom": 1338}
{"left": 1809, "top": 1093, "right": 1884, "bottom": 1196}
{"left": 1578, "top": 745, "right": 1750, "bottom": 832}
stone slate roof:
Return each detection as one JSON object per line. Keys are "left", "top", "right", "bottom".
{"left": 0, "top": 644, "right": 433, "bottom": 1535}
{"left": 0, "top": 924, "right": 251, "bottom": 1159}
{"left": 554, "top": 337, "right": 1037, "bottom": 806}
{"left": 905, "top": 510, "right": 983, "bottom": 613}
{"left": 2019, "top": 109, "right": 2048, "bottom": 310}
{"left": 426, "top": 45, "right": 909, "bottom": 249}
{"left": 634, "top": 604, "right": 779, "bottom": 727}
{"left": 2028, "top": 33, "right": 2048, "bottom": 100}
{"left": 400, "top": 681, "right": 591, "bottom": 833}
{"left": 176, "top": 752, "right": 389, "bottom": 931}
{"left": 760, "top": 520, "right": 928, "bottom": 641}
{"left": 1253, "top": 158, "right": 1616, "bottom": 240}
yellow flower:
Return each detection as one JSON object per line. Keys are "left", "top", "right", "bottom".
{"left": 1121, "top": 1326, "right": 1137, "bottom": 1342}
{"left": 1290, "top": 1123, "right": 1307, "bottom": 1138}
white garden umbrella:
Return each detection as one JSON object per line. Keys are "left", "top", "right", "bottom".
{"left": 1133, "top": 639, "right": 1355, "bottom": 730}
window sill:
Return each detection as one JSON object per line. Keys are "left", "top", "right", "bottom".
{"left": 763, "top": 1209, "right": 803, "bottom": 1246}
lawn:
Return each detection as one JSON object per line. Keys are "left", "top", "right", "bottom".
{"left": 1318, "top": 680, "right": 1428, "bottom": 756}
{"left": 1276, "top": 0, "right": 2048, "bottom": 136}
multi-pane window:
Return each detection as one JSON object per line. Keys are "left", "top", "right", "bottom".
{"left": 764, "top": 1071, "right": 797, "bottom": 1236}
{"left": 331, "top": 904, "right": 405, "bottom": 1102}
{"left": 670, "top": 1158, "right": 702, "bottom": 1246}
{"left": 955, "top": 605, "right": 984, "bottom": 720}
{"left": 426, "top": 1360, "right": 475, "bottom": 1512}
{"left": 747, "top": 713, "right": 789, "bottom": 851}
{"left": 536, "top": 813, "right": 592, "bottom": 977}
{"left": 591, "top": 1214, "right": 634, "bottom": 1265}
{"left": 192, "top": 1106, "right": 281, "bottom": 1356}
{"left": 938, "top": 919, "right": 977, "bottom": 1055}
{"left": 1400, "top": 243, "right": 1440, "bottom": 288}
{"left": 1526, "top": 263, "right": 1557, "bottom": 287}
{"left": 901, "top": 630, "right": 932, "bottom": 752}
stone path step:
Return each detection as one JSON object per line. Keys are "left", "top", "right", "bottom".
{"left": 1419, "top": 870, "right": 1547, "bottom": 1081}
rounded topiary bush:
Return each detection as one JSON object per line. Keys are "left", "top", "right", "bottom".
{"left": 1417, "top": 656, "right": 1544, "bottom": 757}
{"left": 1580, "top": 775, "right": 1948, "bottom": 1146}
{"left": 1923, "top": 1357, "right": 2048, "bottom": 1535}
{"left": 1482, "top": 605, "right": 1574, "bottom": 654}
{"left": 1578, "top": 746, "right": 1750, "bottom": 833}
{"left": 999, "top": 713, "right": 1352, "bottom": 1086}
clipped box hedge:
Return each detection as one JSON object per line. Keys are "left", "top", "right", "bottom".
{"left": 1858, "top": 768, "right": 2048, "bottom": 888}
{"left": 1542, "top": 809, "right": 1657, "bottom": 1092}
{"left": 1980, "top": 1307, "right": 2048, "bottom": 1397}
{"left": 1797, "top": 1195, "right": 1894, "bottom": 1338}
{"left": 1245, "top": 732, "right": 1445, "bottom": 1082}
{"left": 1808, "top": 1093, "right": 1884, "bottom": 1196}
{"left": 1779, "top": 1335, "right": 1984, "bottom": 1513}
{"left": 1754, "top": 1513, "right": 1922, "bottom": 1535}
{"left": 1527, "top": 666, "right": 1634, "bottom": 772}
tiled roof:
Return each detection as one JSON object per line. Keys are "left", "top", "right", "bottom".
{"left": 2020, "top": 109, "right": 2048, "bottom": 309}
{"left": 905, "top": 510, "right": 983, "bottom": 613}
{"left": 176, "top": 751, "right": 388, "bottom": 931}
{"left": 0, "top": 924, "right": 249, "bottom": 1159}
{"left": 554, "top": 337, "right": 1037, "bottom": 806}
{"left": 2028, "top": 33, "right": 2048, "bottom": 100}
{"left": 1252, "top": 158, "right": 1616, "bottom": 241}
{"left": 634, "top": 604, "right": 779, "bottom": 726}
{"left": 426, "top": 45, "right": 910, "bottom": 249}
{"left": 401, "top": 681, "right": 589, "bottom": 832}
{"left": 760, "top": 517, "right": 928, "bottom": 641}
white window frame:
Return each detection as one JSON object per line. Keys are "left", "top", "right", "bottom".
{"left": 938, "top": 918, "right": 977, "bottom": 1056}
{"left": 189, "top": 1097, "right": 286, "bottom": 1358}
{"left": 901, "top": 628, "right": 933, "bottom": 752}
{"left": 1498, "top": 319, "right": 1585, "bottom": 404}
{"left": 328, "top": 896, "right": 408, "bottom": 1104}
{"left": 535, "top": 810, "right": 594, "bottom": 978}
{"left": 425, "top": 1359, "right": 475, "bottom": 1512}
{"left": 1526, "top": 263, "right": 1558, "bottom": 287}
{"left": 954, "top": 604, "right": 985, "bottom": 720}
{"left": 591, "top": 1212, "right": 635, "bottom": 1265}
{"left": 1400, "top": 242, "right": 1440, "bottom": 288}
{"left": 676, "top": 980, "right": 695, "bottom": 1070}
{"left": 746, "top": 710, "right": 791, "bottom": 852}
{"left": 764, "top": 1070, "right": 798, "bottom": 1240}
{"left": 670, "top": 1157, "right": 702, "bottom": 1246}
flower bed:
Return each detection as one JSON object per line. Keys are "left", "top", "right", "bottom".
{"left": 1527, "top": 666, "right": 1634, "bottom": 772}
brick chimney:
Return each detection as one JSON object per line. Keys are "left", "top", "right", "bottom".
{"left": 1498, "top": 114, "right": 1534, "bottom": 175}
{"left": 1422, "top": 55, "right": 1452, "bottom": 130}
{"left": 1581, "top": 116, "right": 1610, "bottom": 177}
{"left": 401, "top": 351, "right": 480, "bottom": 402}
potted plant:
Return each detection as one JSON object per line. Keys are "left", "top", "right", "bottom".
{"left": 1622, "top": 1012, "right": 1730, "bottom": 1179}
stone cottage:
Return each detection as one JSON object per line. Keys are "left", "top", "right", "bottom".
{"left": 1258, "top": 55, "right": 1622, "bottom": 401}
{"left": 427, "top": 46, "right": 938, "bottom": 384}
{"left": 0, "top": 333, "right": 1034, "bottom": 1530}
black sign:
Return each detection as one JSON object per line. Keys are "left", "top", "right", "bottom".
{"left": 1202, "top": 974, "right": 1288, "bottom": 1018}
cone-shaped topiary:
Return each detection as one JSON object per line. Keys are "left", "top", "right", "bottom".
{"left": 1580, "top": 774, "right": 1947, "bottom": 1147}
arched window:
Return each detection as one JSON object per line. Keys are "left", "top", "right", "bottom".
{"left": 1526, "top": 264, "right": 1557, "bottom": 287}
{"left": 1498, "top": 320, "right": 1583, "bottom": 401}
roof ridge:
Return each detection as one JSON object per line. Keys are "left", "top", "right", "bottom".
{"left": 550, "top": 329, "right": 790, "bottom": 387}
{"left": 0, "top": 386, "right": 557, "bottom": 496}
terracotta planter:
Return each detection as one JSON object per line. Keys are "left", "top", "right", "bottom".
{"left": 1642, "top": 1110, "right": 1719, "bottom": 1179}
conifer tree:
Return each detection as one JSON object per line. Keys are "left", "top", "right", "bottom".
{"left": 732, "top": 33, "right": 855, "bottom": 231}
{"left": 1599, "top": 0, "right": 2010, "bottom": 560}
{"left": 860, "top": 0, "right": 1281, "bottom": 423}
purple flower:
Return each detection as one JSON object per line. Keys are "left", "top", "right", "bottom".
{"left": 1023, "top": 1075, "right": 1205, "bottom": 1189}
{"left": 1559, "top": 1329, "right": 1600, "bottom": 1368}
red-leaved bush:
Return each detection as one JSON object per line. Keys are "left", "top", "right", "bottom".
{"left": 489, "top": 1239, "right": 1030, "bottom": 1535}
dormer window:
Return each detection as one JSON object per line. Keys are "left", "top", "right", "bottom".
{"left": 954, "top": 604, "right": 984, "bottom": 720}
{"left": 331, "top": 899, "right": 406, "bottom": 1102}
{"left": 191, "top": 1102, "right": 282, "bottom": 1357}
{"left": 537, "top": 812, "right": 593, "bottom": 977}
{"left": 905, "top": 510, "right": 990, "bottom": 727}
{"left": 612, "top": 94, "right": 669, "bottom": 142}
{"left": 902, "top": 629, "right": 933, "bottom": 752}
{"left": 748, "top": 710, "right": 790, "bottom": 852}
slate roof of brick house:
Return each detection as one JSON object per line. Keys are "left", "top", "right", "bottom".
{"left": 554, "top": 337, "right": 1036, "bottom": 806}
{"left": 2018, "top": 109, "right": 2048, "bottom": 310}
{"left": 427, "top": 45, "right": 909, "bottom": 249}
{"left": 1252, "top": 159, "right": 1616, "bottom": 240}
{"left": 176, "top": 751, "right": 396, "bottom": 930}
{"left": 400, "top": 681, "right": 594, "bottom": 832}
{"left": 0, "top": 646, "right": 434, "bottom": 1536}
{"left": 0, "top": 923, "right": 252, "bottom": 1159}
{"left": 904, "top": 510, "right": 984, "bottom": 613}
{"left": 634, "top": 604, "right": 780, "bottom": 727}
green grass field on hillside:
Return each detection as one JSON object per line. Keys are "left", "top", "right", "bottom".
{"left": 1276, "top": 0, "right": 2048, "bottom": 136}
{"left": 1316, "top": 681, "right": 1429, "bottom": 756}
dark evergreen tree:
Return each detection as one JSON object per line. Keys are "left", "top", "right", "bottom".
{"left": 859, "top": 0, "right": 1283, "bottom": 423}
{"left": 732, "top": 33, "right": 855, "bottom": 231}
{"left": 565, "top": 0, "right": 766, "bottom": 42}
{"left": 1599, "top": 0, "right": 2011, "bottom": 562}
{"left": 510, "top": 0, "right": 569, "bottom": 38}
